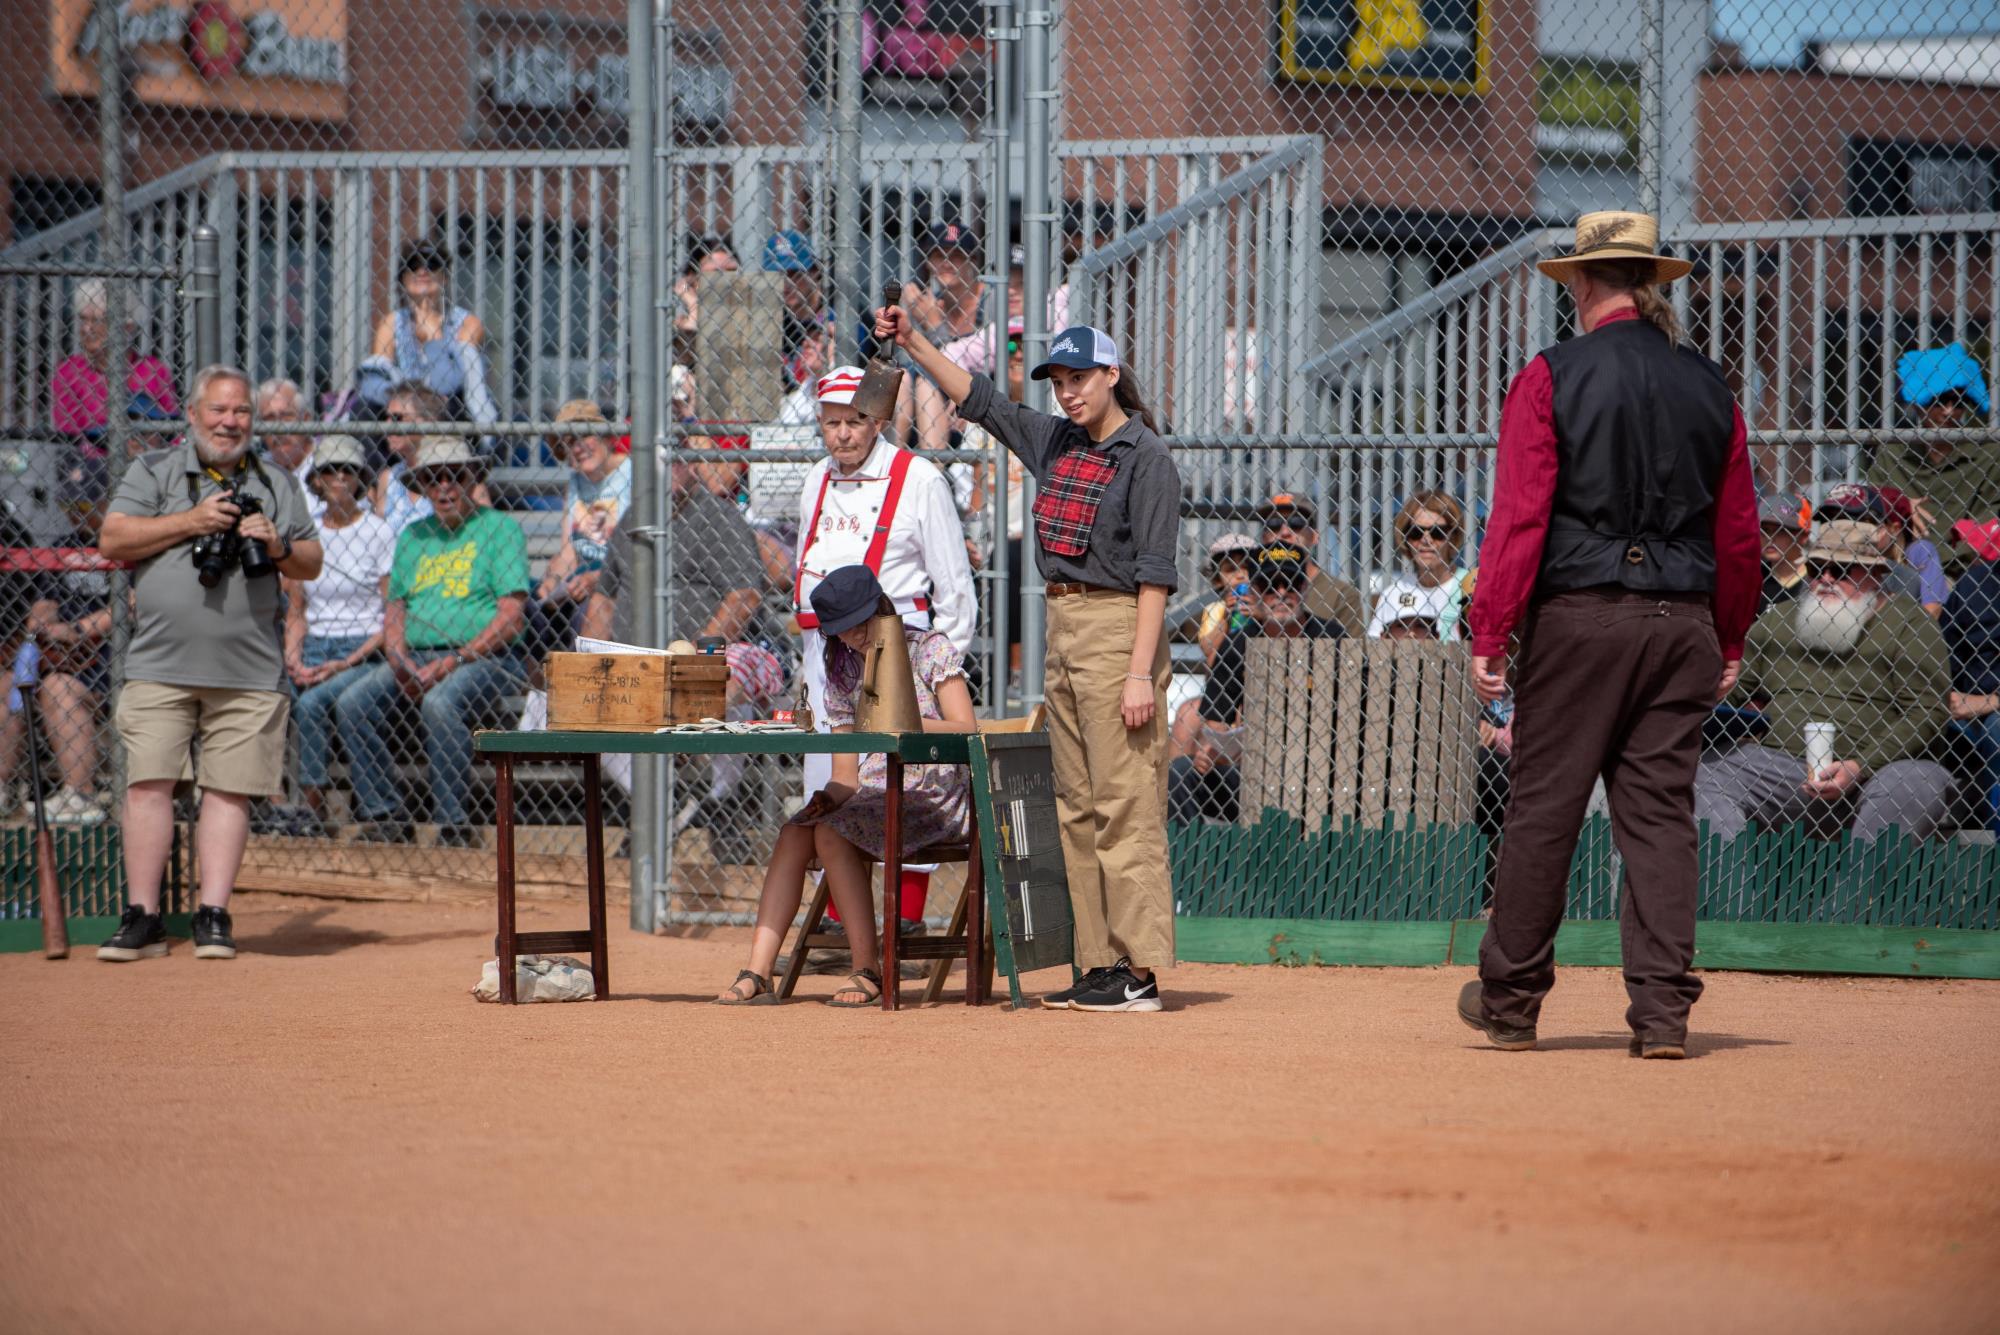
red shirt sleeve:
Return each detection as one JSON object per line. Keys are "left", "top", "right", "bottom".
{"left": 1467, "top": 356, "right": 1558, "bottom": 657}
{"left": 1709, "top": 405, "right": 1760, "bottom": 660}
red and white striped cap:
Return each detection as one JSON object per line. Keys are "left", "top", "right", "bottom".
{"left": 815, "top": 365, "right": 866, "bottom": 406}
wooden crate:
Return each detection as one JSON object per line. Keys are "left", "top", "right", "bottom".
{"left": 546, "top": 652, "right": 730, "bottom": 732}
{"left": 1239, "top": 639, "right": 1477, "bottom": 831}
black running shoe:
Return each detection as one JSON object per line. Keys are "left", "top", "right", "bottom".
{"left": 191, "top": 905, "right": 237, "bottom": 960}
{"left": 1067, "top": 959, "right": 1163, "bottom": 1013}
{"left": 1039, "top": 965, "right": 1113, "bottom": 1010}
{"left": 97, "top": 905, "right": 168, "bottom": 962}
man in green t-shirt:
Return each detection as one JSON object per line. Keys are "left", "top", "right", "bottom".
{"left": 337, "top": 437, "right": 527, "bottom": 846}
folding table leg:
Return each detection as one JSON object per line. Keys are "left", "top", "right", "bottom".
{"left": 965, "top": 824, "right": 985, "bottom": 1007}
{"left": 581, "top": 753, "right": 610, "bottom": 1000}
{"left": 495, "top": 753, "right": 518, "bottom": 1004}
{"left": 881, "top": 755, "right": 903, "bottom": 1011}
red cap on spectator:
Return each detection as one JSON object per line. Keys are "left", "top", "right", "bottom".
{"left": 1951, "top": 519, "right": 2000, "bottom": 562}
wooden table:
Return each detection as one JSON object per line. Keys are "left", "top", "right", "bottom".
{"left": 474, "top": 727, "right": 949, "bottom": 1009}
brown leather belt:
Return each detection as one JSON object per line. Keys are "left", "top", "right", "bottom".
{"left": 1045, "top": 582, "right": 1101, "bottom": 598}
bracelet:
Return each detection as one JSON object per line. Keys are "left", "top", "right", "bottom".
{"left": 1126, "top": 672, "right": 1151, "bottom": 681}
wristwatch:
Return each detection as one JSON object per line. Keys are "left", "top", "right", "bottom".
{"left": 273, "top": 533, "right": 293, "bottom": 561}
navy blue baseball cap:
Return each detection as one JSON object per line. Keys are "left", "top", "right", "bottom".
{"left": 810, "top": 564, "right": 885, "bottom": 638}
{"left": 1030, "top": 325, "right": 1119, "bottom": 380}
{"left": 762, "top": 230, "right": 817, "bottom": 273}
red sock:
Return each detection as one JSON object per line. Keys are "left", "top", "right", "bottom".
{"left": 823, "top": 870, "right": 930, "bottom": 925}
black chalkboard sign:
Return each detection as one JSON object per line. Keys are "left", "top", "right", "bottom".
{"left": 967, "top": 733, "right": 1075, "bottom": 1004}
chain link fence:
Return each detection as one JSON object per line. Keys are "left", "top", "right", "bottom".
{"left": 2, "top": 1, "right": 1997, "bottom": 938}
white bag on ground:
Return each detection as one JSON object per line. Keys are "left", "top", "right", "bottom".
{"left": 472, "top": 954, "right": 596, "bottom": 1002}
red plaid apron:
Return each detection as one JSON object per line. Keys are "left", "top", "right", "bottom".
{"left": 1032, "top": 444, "right": 1119, "bottom": 557}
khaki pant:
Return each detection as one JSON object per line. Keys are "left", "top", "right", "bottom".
{"left": 116, "top": 680, "right": 291, "bottom": 797}
{"left": 1043, "top": 590, "right": 1174, "bottom": 969}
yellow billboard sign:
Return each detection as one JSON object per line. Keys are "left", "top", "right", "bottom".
{"left": 49, "top": 0, "right": 348, "bottom": 122}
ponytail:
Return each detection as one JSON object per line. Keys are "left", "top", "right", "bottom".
{"left": 1579, "top": 258, "right": 1685, "bottom": 346}
{"left": 1112, "top": 366, "right": 1162, "bottom": 435}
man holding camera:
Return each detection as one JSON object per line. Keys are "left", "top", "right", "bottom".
{"left": 95, "top": 364, "right": 323, "bottom": 962}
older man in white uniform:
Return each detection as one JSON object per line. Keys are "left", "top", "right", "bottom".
{"left": 794, "top": 365, "right": 975, "bottom": 928}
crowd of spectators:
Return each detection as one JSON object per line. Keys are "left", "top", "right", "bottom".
{"left": 4, "top": 238, "right": 1996, "bottom": 863}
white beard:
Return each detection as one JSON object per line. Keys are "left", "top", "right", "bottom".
{"left": 1793, "top": 590, "right": 1875, "bottom": 655}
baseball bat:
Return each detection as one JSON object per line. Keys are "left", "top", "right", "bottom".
{"left": 19, "top": 679, "right": 69, "bottom": 959}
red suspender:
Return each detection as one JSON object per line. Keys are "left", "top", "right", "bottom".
{"left": 793, "top": 466, "right": 838, "bottom": 612}
{"left": 862, "top": 449, "right": 916, "bottom": 574}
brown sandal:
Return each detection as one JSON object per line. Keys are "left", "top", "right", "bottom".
{"left": 826, "top": 968, "right": 882, "bottom": 1008}
{"left": 714, "top": 969, "right": 778, "bottom": 1005}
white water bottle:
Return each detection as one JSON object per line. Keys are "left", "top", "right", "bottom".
{"left": 1804, "top": 721, "right": 1837, "bottom": 781}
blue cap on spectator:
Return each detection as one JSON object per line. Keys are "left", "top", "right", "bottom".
{"left": 1031, "top": 325, "right": 1119, "bottom": 380}
{"left": 1898, "top": 343, "right": 1991, "bottom": 415}
{"left": 762, "top": 231, "right": 817, "bottom": 273}
{"left": 920, "top": 221, "right": 980, "bottom": 256}
{"left": 809, "top": 564, "right": 884, "bottom": 639}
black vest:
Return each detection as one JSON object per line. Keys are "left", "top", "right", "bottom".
{"left": 1536, "top": 317, "right": 1736, "bottom": 596}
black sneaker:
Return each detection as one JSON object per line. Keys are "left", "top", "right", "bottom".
{"left": 355, "top": 820, "right": 414, "bottom": 844}
{"left": 191, "top": 905, "right": 237, "bottom": 960}
{"left": 1629, "top": 1037, "right": 1687, "bottom": 1060}
{"left": 1039, "top": 965, "right": 1113, "bottom": 1010}
{"left": 1067, "top": 959, "right": 1163, "bottom": 1013}
{"left": 436, "top": 824, "right": 483, "bottom": 849}
{"left": 1456, "top": 979, "right": 1536, "bottom": 1051}
{"left": 96, "top": 905, "right": 168, "bottom": 962}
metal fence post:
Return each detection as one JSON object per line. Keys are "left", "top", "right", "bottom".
{"left": 189, "top": 226, "right": 221, "bottom": 371}
{"left": 833, "top": 0, "right": 865, "bottom": 366}
{"left": 985, "top": 0, "right": 1016, "bottom": 709}
{"left": 1018, "top": 0, "right": 1054, "bottom": 704}
{"left": 97, "top": 2, "right": 129, "bottom": 473}
{"left": 1639, "top": 0, "right": 1665, "bottom": 221}
{"left": 627, "top": 0, "right": 660, "bottom": 934}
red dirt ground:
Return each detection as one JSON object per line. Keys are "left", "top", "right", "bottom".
{"left": 3, "top": 892, "right": 1998, "bottom": 1334}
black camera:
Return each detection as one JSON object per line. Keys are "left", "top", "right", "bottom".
{"left": 191, "top": 485, "right": 276, "bottom": 588}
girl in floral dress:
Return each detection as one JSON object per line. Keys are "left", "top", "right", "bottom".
{"left": 716, "top": 565, "right": 976, "bottom": 1007}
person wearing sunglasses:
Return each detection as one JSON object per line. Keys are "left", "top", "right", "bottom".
{"left": 1696, "top": 517, "right": 1954, "bottom": 849}
{"left": 1369, "top": 492, "right": 1473, "bottom": 641}
{"left": 373, "top": 381, "right": 489, "bottom": 533}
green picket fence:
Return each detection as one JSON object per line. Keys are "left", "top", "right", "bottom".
{"left": 1173, "top": 811, "right": 2000, "bottom": 931}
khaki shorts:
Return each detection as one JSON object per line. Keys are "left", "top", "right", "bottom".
{"left": 115, "top": 681, "right": 291, "bottom": 797}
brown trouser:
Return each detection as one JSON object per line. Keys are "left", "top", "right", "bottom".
{"left": 1044, "top": 589, "right": 1175, "bottom": 970}
{"left": 1479, "top": 589, "right": 1722, "bottom": 1042}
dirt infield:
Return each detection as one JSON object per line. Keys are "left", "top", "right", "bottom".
{"left": 4, "top": 893, "right": 1998, "bottom": 1334}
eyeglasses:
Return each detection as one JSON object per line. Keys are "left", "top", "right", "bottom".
{"left": 386, "top": 411, "right": 418, "bottom": 423}
{"left": 1402, "top": 524, "right": 1456, "bottom": 543}
{"left": 1807, "top": 562, "right": 1871, "bottom": 584}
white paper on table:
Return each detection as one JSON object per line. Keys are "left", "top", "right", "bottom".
{"left": 574, "top": 637, "right": 669, "bottom": 656}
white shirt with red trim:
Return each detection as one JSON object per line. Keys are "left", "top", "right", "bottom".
{"left": 793, "top": 437, "right": 974, "bottom": 655}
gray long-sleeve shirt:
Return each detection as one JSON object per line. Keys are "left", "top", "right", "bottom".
{"left": 959, "top": 373, "right": 1181, "bottom": 593}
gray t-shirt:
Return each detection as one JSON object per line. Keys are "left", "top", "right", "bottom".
{"left": 598, "top": 489, "right": 765, "bottom": 643}
{"left": 110, "top": 439, "right": 317, "bottom": 690}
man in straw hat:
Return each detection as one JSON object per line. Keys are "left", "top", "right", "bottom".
{"left": 338, "top": 436, "right": 529, "bottom": 847}
{"left": 1458, "top": 210, "right": 1762, "bottom": 1059}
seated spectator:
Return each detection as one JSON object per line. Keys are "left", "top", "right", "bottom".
{"left": 1194, "top": 534, "right": 1259, "bottom": 665}
{"left": 338, "top": 437, "right": 528, "bottom": 846}
{"left": 1380, "top": 612, "right": 1439, "bottom": 641}
{"left": 358, "top": 240, "right": 497, "bottom": 429}
{"left": 528, "top": 400, "right": 631, "bottom": 658}
{"left": 1169, "top": 534, "right": 1258, "bottom": 769}
{"left": 1817, "top": 482, "right": 1948, "bottom": 616}
{"left": 1872, "top": 344, "right": 1998, "bottom": 567}
{"left": 1940, "top": 550, "right": 2000, "bottom": 835}
{"left": 1257, "top": 493, "right": 1367, "bottom": 638}
{"left": 283, "top": 437, "right": 395, "bottom": 833}
{"left": 0, "top": 461, "right": 114, "bottom": 823}
{"left": 256, "top": 378, "right": 321, "bottom": 519}
{"left": 1757, "top": 491, "right": 1811, "bottom": 612}
{"left": 1169, "top": 544, "right": 1345, "bottom": 824}
{"left": 51, "top": 279, "right": 178, "bottom": 453}
{"left": 1697, "top": 519, "right": 1954, "bottom": 844}
{"left": 1369, "top": 491, "right": 1472, "bottom": 640}
{"left": 373, "top": 381, "right": 491, "bottom": 530}
{"left": 763, "top": 230, "right": 829, "bottom": 374}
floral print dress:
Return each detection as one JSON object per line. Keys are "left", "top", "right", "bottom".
{"left": 821, "top": 626, "right": 972, "bottom": 858}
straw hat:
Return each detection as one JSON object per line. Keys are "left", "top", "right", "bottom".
{"left": 1535, "top": 210, "right": 1692, "bottom": 284}
{"left": 408, "top": 435, "right": 488, "bottom": 481}
{"left": 309, "top": 434, "right": 374, "bottom": 482}
{"left": 1807, "top": 519, "right": 1892, "bottom": 569}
